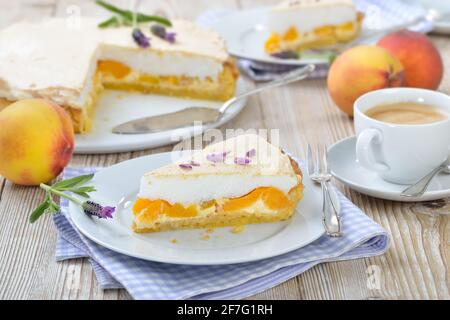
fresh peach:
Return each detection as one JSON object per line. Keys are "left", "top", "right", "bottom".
{"left": 0, "top": 99, "right": 74, "bottom": 185}
{"left": 327, "top": 45, "right": 404, "bottom": 116}
{"left": 378, "top": 30, "right": 443, "bottom": 90}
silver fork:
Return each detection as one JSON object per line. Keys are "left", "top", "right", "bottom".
{"left": 307, "top": 143, "right": 342, "bottom": 237}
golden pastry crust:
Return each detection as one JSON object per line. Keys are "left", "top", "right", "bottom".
{"left": 0, "top": 97, "right": 12, "bottom": 111}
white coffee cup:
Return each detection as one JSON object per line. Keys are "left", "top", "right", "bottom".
{"left": 354, "top": 88, "right": 450, "bottom": 185}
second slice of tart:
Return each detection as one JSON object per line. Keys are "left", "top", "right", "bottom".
{"left": 132, "top": 134, "right": 304, "bottom": 233}
{"left": 264, "top": 0, "right": 364, "bottom": 55}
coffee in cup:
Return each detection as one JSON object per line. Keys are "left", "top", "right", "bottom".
{"left": 364, "top": 102, "right": 447, "bottom": 125}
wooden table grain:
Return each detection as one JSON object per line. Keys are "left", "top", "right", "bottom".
{"left": 0, "top": 0, "right": 448, "bottom": 300}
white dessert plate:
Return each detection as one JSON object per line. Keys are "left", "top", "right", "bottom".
{"left": 68, "top": 151, "right": 325, "bottom": 265}
{"left": 74, "top": 78, "right": 248, "bottom": 154}
{"left": 209, "top": 6, "right": 426, "bottom": 66}
{"left": 328, "top": 136, "right": 450, "bottom": 202}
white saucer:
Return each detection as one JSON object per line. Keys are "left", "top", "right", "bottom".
{"left": 68, "top": 151, "right": 324, "bottom": 265}
{"left": 328, "top": 136, "right": 450, "bottom": 202}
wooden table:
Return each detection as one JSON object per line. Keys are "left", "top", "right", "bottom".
{"left": 0, "top": 0, "right": 448, "bottom": 300}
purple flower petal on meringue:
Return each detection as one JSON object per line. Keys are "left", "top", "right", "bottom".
{"left": 165, "top": 32, "right": 177, "bottom": 43}
{"left": 132, "top": 28, "right": 150, "bottom": 48}
{"left": 234, "top": 157, "right": 251, "bottom": 165}
{"left": 206, "top": 152, "right": 228, "bottom": 163}
{"left": 179, "top": 163, "right": 193, "bottom": 170}
{"left": 151, "top": 24, "right": 177, "bottom": 43}
{"left": 246, "top": 148, "right": 256, "bottom": 158}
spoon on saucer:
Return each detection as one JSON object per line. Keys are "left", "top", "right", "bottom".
{"left": 401, "top": 158, "right": 450, "bottom": 198}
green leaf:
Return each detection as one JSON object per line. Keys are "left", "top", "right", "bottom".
{"left": 48, "top": 196, "right": 61, "bottom": 213}
{"left": 29, "top": 197, "right": 50, "bottom": 223}
{"left": 136, "top": 15, "right": 171, "bottom": 26}
{"left": 72, "top": 186, "right": 97, "bottom": 193}
{"left": 96, "top": 0, "right": 129, "bottom": 17}
{"left": 95, "top": 0, "right": 171, "bottom": 27}
{"left": 73, "top": 192, "right": 90, "bottom": 198}
{"left": 98, "top": 16, "right": 120, "bottom": 28}
{"left": 52, "top": 174, "right": 95, "bottom": 190}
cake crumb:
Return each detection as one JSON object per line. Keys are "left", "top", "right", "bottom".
{"left": 170, "top": 238, "right": 178, "bottom": 244}
{"left": 200, "top": 228, "right": 214, "bottom": 240}
{"left": 200, "top": 234, "right": 210, "bottom": 240}
{"left": 230, "top": 225, "right": 245, "bottom": 234}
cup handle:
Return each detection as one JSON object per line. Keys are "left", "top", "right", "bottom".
{"left": 356, "top": 128, "right": 390, "bottom": 173}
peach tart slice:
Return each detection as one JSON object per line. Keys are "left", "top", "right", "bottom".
{"left": 264, "top": 0, "right": 364, "bottom": 55}
{"left": 132, "top": 134, "right": 303, "bottom": 233}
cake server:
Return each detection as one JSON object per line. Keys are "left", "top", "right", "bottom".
{"left": 112, "top": 64, "right": 314, "bottom": 134}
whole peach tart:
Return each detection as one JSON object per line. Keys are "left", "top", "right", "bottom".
{"left": 0, "top": 18, "right": 239, "bottom": 133}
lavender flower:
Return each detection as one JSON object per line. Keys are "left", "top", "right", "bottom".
{"left": 246, "top": 149, "right": 256, "bottom": 158}
{"left": 82, "top": 201, "right": 115, "bottom": 219}
{"left": 206, "top": 152, "right": 228, "bottom": 163}
{"left": 151, "top": 24, "right": 176, "bottom": 43}
{"left": 234, "top": 157, "right": 251, "bottom": 165}
{"left": 132, "top": 28, "right": 150, "bottom": 48}
{"left": 30, "top": 174, "right": 116, "bottom": 224}
{"left": 179, "top": 163, "right": 193, "bottom": 170}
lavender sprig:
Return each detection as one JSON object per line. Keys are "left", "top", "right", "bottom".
{"left": 96, "top": 0, "right": 171, "bottom": 28}
{"left": 132, "top": 28, "right": 150, "bottom": 48}
{"left": 30, "top": 174, "right": 115, "bottom": 223}
{"left": 150, "top": 24, "right": 176, "bottom": 43}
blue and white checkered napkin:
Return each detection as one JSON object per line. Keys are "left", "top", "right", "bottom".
{"left": 53, "top": 167, "right": 389, "bottom": 300}
{"left": 197, "top": 0, "right": 432, "bottom": 82}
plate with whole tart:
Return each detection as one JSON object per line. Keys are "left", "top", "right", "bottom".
{"left": 208, "top": 0, "right": 425, "bottom": 66}
{"left": 68, "top": 134, "right": 325, "bottom": 265}
{"left": 0, "top": 13, "right": 246, "bottom": 154}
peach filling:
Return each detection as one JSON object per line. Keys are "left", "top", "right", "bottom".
{"left": 282, "top": 26, "right": 300, "bottom": 42}
{"left": 264, "top": 18, "right": 360, "bottom": 53}
{"left": 97, "top": 60, "right": 131, "bottom": 79}
{"left": 133, "top": 186, "right": 296, "bottom": 222}
{"left": 264, "top": 33, "right": 282, "bottom": 53}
